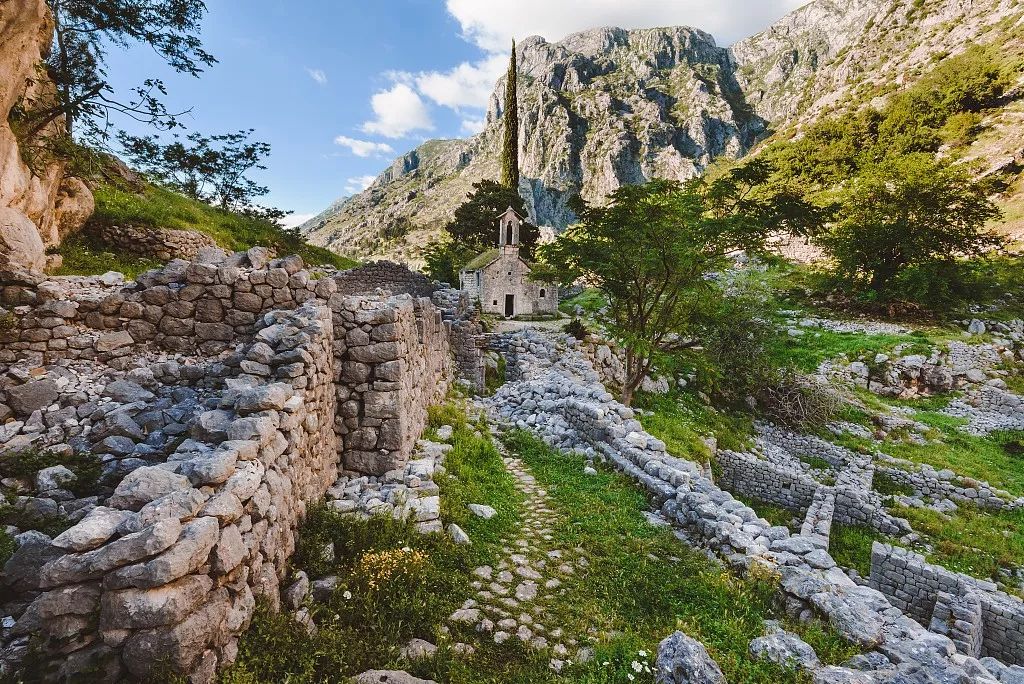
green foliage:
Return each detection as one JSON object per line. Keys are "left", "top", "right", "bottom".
{"left": 0, "top": 529, "right": 17, "bottom": 568}
{"left": 484, "top": 354, "right": 507, "bottom": 396}
{"left": 39, "top": 0, "right": 216, "bottom": 143}
{"left": 871, "top": 471, "right": 914, "bottom": 497}
{"left": 814, "top": 153, "right": 1002, "bottom": 297}
{"left": 422, "top": 236, "right": 480, "bottom": 286}
{"left": 52, "top": 233, "right": 162, "bottom": 278}
{"left": 118, "top": 129, "right": 285, "bottom": 219}
{"left": 564, "top": 317, "right": 589, "bottom": 340}
{"left": 538, "top": 173, "right": 791, "bottom": 404}
{"left": 0, "top": 448, "right": 102, "bottom": 498}
{"left": 634, "top": 392, "right": 753, "bottom": 459}
{"left": 88, "top": 182, "right": 356, "bottom": 270}
{"left": 829, "top": 525, "right": 886, "bottom": 578}
{"left": 500, "top": 41, "right": 520, "bottom": 190}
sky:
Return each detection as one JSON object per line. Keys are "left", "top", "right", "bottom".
{"left": 104, "top": 0, "right": 808, "bottom": 227}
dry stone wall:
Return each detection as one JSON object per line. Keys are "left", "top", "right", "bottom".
{"left": 870, "top": 543, "right": 1024, "bottom": 665}
{"left": 0, "top": 253, "right": 482, "bottom": 681}
{"left": 85, "top": 224, "right": 220, "bottom": 262}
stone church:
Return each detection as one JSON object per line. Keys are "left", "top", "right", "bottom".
{"left": 459, "top": 207, "right": 558, "bottom": 318}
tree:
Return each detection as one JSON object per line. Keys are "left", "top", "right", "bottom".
{"left": 117, "top": 129, "right": 277, "bottom": 213}
{"left": 31, "top": 0, "right": 216, "bottom": 143}
{"left": 444, "top": 180, "right": 539, "bottom": 256}
{"left": 500, "top": 40, "right": 520, "bottom": 190}
{"left": 537, "top": 175, "right": 776, "bottom": 406}
{"left": 814, "top": 153, "right": 1002, "bottom": 296}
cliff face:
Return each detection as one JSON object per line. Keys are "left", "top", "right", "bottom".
{"left": 306, "top": 0, "right": 1024, "bottom": 263}
{"left": 0, "top": 0, "right": 93, "bottom": 272}
{"left": 304, "top": 27, "right": 767, "bottom": 263}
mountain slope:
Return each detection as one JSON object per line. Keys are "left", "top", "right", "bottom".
{"left": 304, "top": 0, "right": 1024, "bottom": 263}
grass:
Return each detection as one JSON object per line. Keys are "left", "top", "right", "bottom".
{"left": 894, "top": 504, "right": 1024, "bottom": 583}
{"left": 72, "top": 182, "right": 358, "bottom": 273}
{"left": 734, "top": 494, "right": 797, "bottom": 529}
{"left": 828, "top": 525, "right": 887, "bottom": 578}
{"left": 52, "top": 233, "right": 162, "bottom": 278}
{"left": 560, "top": 289, "right": 607, "bottom": 317}
{"left": 226, "top": 407, "right": 861, "bottom": 683}
{"left": 634, "top": 392, "right": 752, "bottom": 461}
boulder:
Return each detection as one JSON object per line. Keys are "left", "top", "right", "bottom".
{"left": 108, "top": 466, "right": 193, "bottom": 511}
{"left": 656, "top": 631, "right": 726, "bottom": 684}
{"left": 7, "top": 379, "right": 58, "bottom": 416}
{"left": 36, "top": 465, "right": 76, "bottom": 492}
{"left": 354, "top": 671, "right": 438, "bottom": 684}
{"left": 0, "top": 207, "right": 45, "bottom": 271}
{"left": 749, "top": 630, "right": 820, "bottom": 669}
{"left": 51, "top": 506, "right": 131, "bottom": 552}
{"left": 468, "top": 503, "right": 497, "bottom": 519}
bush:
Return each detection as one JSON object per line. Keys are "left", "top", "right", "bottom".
{"left": 759, "top": 373, "right": 844, "bottom": 429}
{"left": 563, "top": 317, "right": 589, "bottom": 340}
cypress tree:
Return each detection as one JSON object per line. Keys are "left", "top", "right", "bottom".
{"left": 500, "top": 39, "right": 520, "bottom": 190}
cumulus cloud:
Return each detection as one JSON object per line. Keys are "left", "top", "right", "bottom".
{"left": 460, "top": 117, "right": 487, "bottom": 135}
{"left": 345, "top": 175, "right": 377, "bottom": 194}
{"left": 445, "top": 0, "right": 808, "bottom": 52}
{"left": 334, "top": 135, "right": 395, "bottom": 158}
{"left": 306, "top": 68, "right": 328, "bottom": 85}
{"left": 415, "top": 53, "right": 508, "bottom": 110}
{"left": 361, "top": 83, "right": 434, "bottom": 139}
{"left": 279, "top": 212, "right": 316, "bottom": 229}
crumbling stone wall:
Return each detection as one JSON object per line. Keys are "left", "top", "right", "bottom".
{"left": 0, "top": 254, "right": 483, "bottom": 681}
{"left": 333, "top": 260, "right": 437, "bottom": 297}
{"left": 870, "top": 543, "right": 1024, "bottom": 665}
{"left": 4, "top": 302, "right": 338, "bottom": 681}
{"left": 86, "top": 223, "right": 220, "bottom": 262}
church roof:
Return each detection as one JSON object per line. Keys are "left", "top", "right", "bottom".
{"left": 464, "top": 248, "right": 500, "bottom": 270}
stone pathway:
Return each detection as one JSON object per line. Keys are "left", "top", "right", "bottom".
{"left": 446, "top": 427, "right": 593, "bottom": 671}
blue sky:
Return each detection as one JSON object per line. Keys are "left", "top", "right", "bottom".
{"left": 104, "top": 0, "right": 806, "bottom": 225}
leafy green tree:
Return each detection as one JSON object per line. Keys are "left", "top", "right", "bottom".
{"left": 537, "top": 175, "right": 779, "bottom": 405}
{"left": 422, "top": 237, "right": 480, "bottom": 286}
{"left": 444, "top": 180, "right": 539, "bottom": 256}
{"left": 117, "top": 129, "right": 278, "bottom": 214}
{"left": 500, "top": 40, "right": 520, "bottom": 190}
{"left": 814, "top": 154, "right": 1002, "bottom": 296}
{"left": 30, "top": 0, "right": 216, "bottom": 142}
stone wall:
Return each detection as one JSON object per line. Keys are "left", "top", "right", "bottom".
{"left": 0, "top": 254, "right": 483, "bottom": 681}
{"left": 4, "top": 302, "right": 338, "bottom": 681}
{"left": 86, "top": 223, "right": 220, "bottom": 262}
{"left": 333, "top": 260, "right": 437, "bottom": 297}
{"left": 870, "top": 543, "right": 1024, "bottom": 665}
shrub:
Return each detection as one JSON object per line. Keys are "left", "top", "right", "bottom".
{"left": 760, "top": 373, "right": 844, "bottom": 429}
{"left": 563, "top": 317, "right": 589, "bottom": 340}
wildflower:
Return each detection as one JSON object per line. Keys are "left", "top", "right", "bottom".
{"left": 638, "top": 650, "right": 647, "bottom": 658}
{"left": 343, "top": 591, "right": 352, "bottom": 600}
{"left": 631, "top": 661, "right": 643, "bottom": 672}
{"left": 627, "top": 675, "right": 635, "bottom": 682}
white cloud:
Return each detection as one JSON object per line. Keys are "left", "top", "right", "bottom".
{"left": 445, "top": 0, "right": 808, "bottom": 52}
{"left": 345, "top": 175, "right": 377, "bottom": 194}
{"left": 415, "top": 53, "right": 508, "bottom": 110}
{"left": 361, "top": 83, "right": 434, "bottom": 139}
{"left": 460, "top": 116, "right": 487, "bottom": 135}
{"left": 280, "top": 212, "right": 316, "bottom": 229}
{"left": 306, "top": 68, "right": 328, "bottom": 85}
{"left": 334, "top": 135, "right": 395, "bottom": 158}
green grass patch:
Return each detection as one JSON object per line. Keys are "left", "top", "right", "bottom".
{"left": 871, "top": 472, "right": 914, "bottom": 497}
{"left": 634, "top": 392, "right": 752, "bottom": 461}
{"left": 90, "top": 183, "right": 357, "bottom": 270}
{"left": 894, "top": 504, "right": 1024, "bottom": 582}
{"left": 52, "top": 233, "right": 163, "bottom": 279}
{"left": 560, "top": 288, "right": 607, "bottom": 317}
{"left": 733, "top": 494, "right": 797, "bottom": 529}
{"left": 829, "top": 525, "right": 888, "bottom": 578}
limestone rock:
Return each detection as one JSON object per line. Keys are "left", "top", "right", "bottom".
{"left": 108, "top": 467, "right": 193, "bottom": 511}
{"left": 354, "top": 671, "right": 438, "bottom": 684}
{"left": 52, "top": 506, "right": 131, "bottom": 552}
{"left": 656, "top": 631, "right": 726, "bottom": 684}
{"left": 0, "top": 207, "right": 45, "bottom": 271}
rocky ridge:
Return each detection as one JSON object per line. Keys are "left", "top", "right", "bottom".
{"left": 304, "top": 0, "right": 1024, "bottom": 262}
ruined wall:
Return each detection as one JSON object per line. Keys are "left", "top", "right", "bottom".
{"left": 715, "top": 449, "right": 819, "bottom": 512}
{"left": 333, "top": 260, "right": 437, "bottom": 297}
{"left": 870, "top": 543, "right": 1024, "bottom": 665}
{"left": 5, "top": 303, "right": 338, "bottom": 681}
{"left": 85, "top": 224, "right": 220, "bottom": 262}
{"left": 0, "top": 255, "right": 483, "bottom": 681}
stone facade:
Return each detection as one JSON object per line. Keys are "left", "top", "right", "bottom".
{"left": 459, "top": 208, "right": 558, "bottom": 318}
{"left": 0, "top": 252, "right": 484, "bottom": 681}
{"left": 85, "top": 224, "right": 220, "bottom": 262}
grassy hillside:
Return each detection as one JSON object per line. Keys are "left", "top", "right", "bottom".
{"left": 54, "top": 182, "right": 358, "bottom": 277}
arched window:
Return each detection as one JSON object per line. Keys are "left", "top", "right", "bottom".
{"left": 506, "top": 222, "right": 514, "bottom": 245}
{"left": 539, "top": 288, "right": 546, "bottom": 299}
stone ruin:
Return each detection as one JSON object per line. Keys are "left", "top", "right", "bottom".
{"left": 486, "top": 328, "right": 1024, "bottom": 682}
{"left": 0, "top": 251, "right": 484, "bottom": 681}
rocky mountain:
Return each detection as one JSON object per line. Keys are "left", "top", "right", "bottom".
{"left": 0, "top": 0, "right": 93, "bottom": 272}
{"left": 304, "top": 0, "right": 1024, "bottom": 263}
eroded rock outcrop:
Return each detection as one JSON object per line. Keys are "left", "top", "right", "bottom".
{"left": 0, "top": 0, "right": 94, "bottom": 271}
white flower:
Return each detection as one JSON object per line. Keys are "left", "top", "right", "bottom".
{"left": 602, "top": 661, "right": 610, "bottom": 667}
{"left": 342, "top": 590, "right": 352, "bottom": 600}
{"left": 632, "top": 661, "right": 643, "bottom": 672}
{"left": 402, "top": 546, "right": 412, "bottom": 553}
{"left": 638, "top": 650, "right": 648, "bottom": 658}
{"left": 627, "top": 675, "right": 635, "bottom": 682}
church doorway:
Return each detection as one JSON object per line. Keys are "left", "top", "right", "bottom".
{"left": 504, "top": 294, "right": 515, "bottom": 317}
